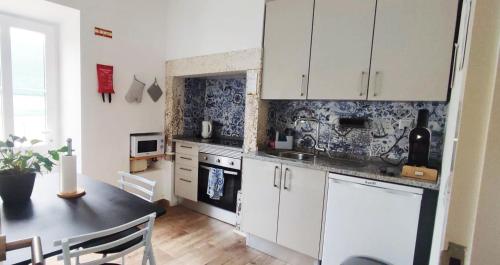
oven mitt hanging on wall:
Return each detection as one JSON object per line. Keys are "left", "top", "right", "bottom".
{"left": 147, "top": 78, "right": 163, "bottom": 102}
{"left": 125, "top": 75, "right": 145, "bottom": 103}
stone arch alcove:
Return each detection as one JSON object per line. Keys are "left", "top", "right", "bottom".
{"left": 164, "top": 49, "right": 268, "bottom": 152}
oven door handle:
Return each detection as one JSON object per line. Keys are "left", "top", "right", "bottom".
{"left": 199, "top": 165, "right": 239, "bottom": 175}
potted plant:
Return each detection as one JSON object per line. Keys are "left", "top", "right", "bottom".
{"left": 0, "top": 135, "right": 67, "bottom": 204}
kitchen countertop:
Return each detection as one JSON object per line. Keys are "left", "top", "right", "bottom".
{"left": 244, "top": 151, "right": 440, "bottom": 190}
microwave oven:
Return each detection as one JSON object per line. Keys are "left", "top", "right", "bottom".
{"left": 130, "top": 134, "right": 165, "bottom": 158}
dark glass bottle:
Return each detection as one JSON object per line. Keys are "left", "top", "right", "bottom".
{"left": 407, "top": 109, "right": 431, "bottom": 167}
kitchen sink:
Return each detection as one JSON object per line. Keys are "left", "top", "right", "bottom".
{"left": 263, "top": 150, "right": 368, "bottom": 167}
{"left": 279, "top": 151, "right": 316, "bottom": 161}
{"left": 264, "top": 150, "right": 316, "bottom": 161}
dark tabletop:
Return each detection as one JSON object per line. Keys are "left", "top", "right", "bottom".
{"left": 0, "top": 174, "right": 166, "bottom": 265}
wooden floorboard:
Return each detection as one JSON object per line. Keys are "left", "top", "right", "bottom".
{"left": 46, "top": 206, "right": 288, "bottom": 265}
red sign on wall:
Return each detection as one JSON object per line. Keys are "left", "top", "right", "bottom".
{"left": 95, "top": 27, "right": 112, "bottom": 38}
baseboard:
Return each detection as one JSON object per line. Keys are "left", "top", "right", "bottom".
{"left": 180, "top": 199, "right": 237, "bottom": 225}
{"left": 246, "top": 234, "right": 320, "bottom": 265}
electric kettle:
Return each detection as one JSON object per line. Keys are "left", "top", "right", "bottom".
{"left": 201, "top": 121, "right": 213, "bottom": 139}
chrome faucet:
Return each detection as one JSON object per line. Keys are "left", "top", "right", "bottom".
{"left": 294, "top": 117, "right": 327, "bottom": 154}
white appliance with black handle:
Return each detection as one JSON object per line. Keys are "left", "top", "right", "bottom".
{"left": 322, "top": 173, "right": 423, "bottom": 265}
{"left": 130, "top": 133, "right": 164, "bottom": 158}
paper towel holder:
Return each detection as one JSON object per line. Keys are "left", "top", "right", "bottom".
{"left": 57, "top": 138, "right": 85, "bottom": 199}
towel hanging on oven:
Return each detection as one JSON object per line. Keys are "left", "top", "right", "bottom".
{"left": 207, "top": 168, "right": 224, "bottom": 200}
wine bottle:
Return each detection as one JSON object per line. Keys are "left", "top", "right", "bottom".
{"left": 407, "top": 109, "right": 431, "bottom": 167}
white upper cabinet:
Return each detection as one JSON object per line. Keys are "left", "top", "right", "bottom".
{"left": 308, "top": 0, "right": 376, "bottom": 100}
{"left": 262, "top": 0, "right": 459, "bottom": 101}
{"left": 367, "top": 0, "right": 459, "bottom": 101}
{"left": 261, "top": 0, "right": 314, "bottom": 100}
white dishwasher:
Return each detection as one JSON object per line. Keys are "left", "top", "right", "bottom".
{"left": 322, "top": 173, "right": 423, "bottom": 265}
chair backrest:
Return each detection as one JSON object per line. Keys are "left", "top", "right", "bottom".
{"left": 117, "top": 171, "right": 156, "bottom": 202}
{"left": 54, "top": 213, "right": 156, "bottom": 265}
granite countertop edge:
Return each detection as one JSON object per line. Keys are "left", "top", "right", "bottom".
{"left": 244, "top": 152, "right": 440, "bottom": 190}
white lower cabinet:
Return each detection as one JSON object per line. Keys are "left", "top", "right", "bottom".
{"left": 241, "top": 158, "right": 326, "bottom": 259}
{"left": 277, "top": 165, "right": 326, "bottom": 258}
{"left": 241, "top": 159, "right": 281, "bottom": 243}
{"left": 174, "top": 142, "right": 199, "bottom": 201}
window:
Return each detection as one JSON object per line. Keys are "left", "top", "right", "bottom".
{"left": 0, "top": 14, "right": 58, "bottom": 146}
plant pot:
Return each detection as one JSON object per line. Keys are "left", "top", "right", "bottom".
{"left": 0, "top": 170, "right": 36, "bottom": 204}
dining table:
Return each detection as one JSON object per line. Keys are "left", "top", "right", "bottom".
{"left": 0, "top": 174, "right": 166, "bottom": 265}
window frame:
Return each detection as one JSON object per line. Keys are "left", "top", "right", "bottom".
{"left": 0, "top": 13, "right": 59, "bottom": 147}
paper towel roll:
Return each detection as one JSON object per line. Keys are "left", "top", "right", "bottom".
{"left": 60, "top": 155, "right": 77, "bottom": 194}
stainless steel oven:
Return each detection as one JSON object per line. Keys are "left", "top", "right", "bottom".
{"left": 198, "top": 152, "right": 241, "bottom": 212}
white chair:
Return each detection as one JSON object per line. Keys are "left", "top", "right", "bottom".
{"left": 117, "top": 171, "right": 156, "bottom": 202}
{"left": 85, "top": 172, "right": 156, "bottom": 260}
{"left": 54, "top": 213, "right": 156, "bottom": 265}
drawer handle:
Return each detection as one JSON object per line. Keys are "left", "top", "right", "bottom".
{"left": 179, "top": 156, "right": 192, "bottom": 161}
{"left": 180, "top": 178, "right": 192, "bottom": 183}
{"left": 180, "top": 145, "right": 193, "bottom": 149}
{"left": 179, "top": 167, "right": 192, "bottom": 172}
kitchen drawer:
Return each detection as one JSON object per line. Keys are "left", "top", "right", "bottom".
{"left": 176, "top": 153, "right": 197, "bottom": 167}
{"left": 175, "top": 163, "right": 197, "bottom": 179}
{"left": 175, "top": 163, "right": 198, "bottom": 201}
{"left": 175, "top": 142, "right": 198, "bottom": 156}
{"left": 175, "top": 175, "right": 198, "bottom": 202}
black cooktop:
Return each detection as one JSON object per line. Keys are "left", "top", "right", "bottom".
{"left": 173, "top": 135, "right": 244, "bottom": 149}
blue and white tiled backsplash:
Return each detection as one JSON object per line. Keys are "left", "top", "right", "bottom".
{"left": 268, "top": 101, "right": 448, "bottom": 161}
{"left": 184, "top": 77, "right": 246, "bottom": 138}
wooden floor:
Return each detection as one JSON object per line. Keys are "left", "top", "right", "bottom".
{"left": 47, "top": 206, "right": 288, "bottom": 265}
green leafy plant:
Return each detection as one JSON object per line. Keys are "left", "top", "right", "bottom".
{"left": 0, "top": 135, "right": 68, "bottom": 174}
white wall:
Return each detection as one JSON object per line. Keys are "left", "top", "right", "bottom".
{"left": 38, "top": 0, "right": 265, "bottom": 202}
{"left": 43, "top": 0, "right": 170, "bottom": 195}
{"left": 57, "top": 5, "right": 81, "bottom": 170}
{"left": 2, "top": 0, "right": 266, "bottom": 201}
{"left": 164, "top": 0, "right": 265, "bottom": 60}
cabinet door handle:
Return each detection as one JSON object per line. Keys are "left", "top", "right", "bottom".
{"left": 180, "top": 145, "right": 192, "bottom": 149}
{"left": 273, "top": 166, "right": 281, "bottom": 188}
{"left": 179, "top": 167, "right": 192, "bottom": 172}
{"left": 360, "top": 71, "right": 367, "bottom": 96}
{"left": 300, "top": 74, "right": 307, "bottom": 97}
{"left": 179, "top": 156, "right": 192, "bottom": 161}
{"left": 373, "top": 71, "right": 381, "bottom": 97}
{"left": 283, "top": 168, "right": 290, "bottom": 190}
{"left": 180, "top": 178, "right": 192, "bottom": 183}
